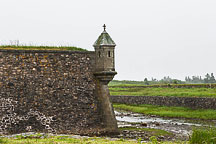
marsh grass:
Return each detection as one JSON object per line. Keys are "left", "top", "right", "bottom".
{"left": 114, "top": 104, "right": 216, "bottom": 119}
{"left": 110, "top": 87, "right": 216, "bottom": 98}
{"left": 189, "top": 127, "right": 216, "bottom": 144}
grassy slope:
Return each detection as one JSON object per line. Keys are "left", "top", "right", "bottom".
{"left": 109, "top": 87, "right": 216, "bottom": 98}
{"left": 0, "top": 137, "right": 137, "bottom": 144}
{"left": 0, "top": 45, "right": 87, "bottom": 51}
{"left": 114, "top": 104, "right": 216, "bottom": 120}
{"left": 0, "top": 136, "right": 185, "bottom": 144}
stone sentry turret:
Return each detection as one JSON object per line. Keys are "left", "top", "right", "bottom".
{"left": 94, "top": 24, "right": 117, "bottom": 84}
{"left": 93, "top": 25, "right": 119, "bottom": 134}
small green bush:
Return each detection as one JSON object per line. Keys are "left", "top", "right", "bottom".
{"left": 0, "top": 138, "right": 5, "bottom": 144}
{"left": 189, "top": 127, "right": 216, "bottom": 144}
{"left": 149, "top": 136, "right": 158, "bottom": 144}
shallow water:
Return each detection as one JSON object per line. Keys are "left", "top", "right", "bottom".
{"left": 115, "top": 111, "right": 202, "bottom": 126}
{"left": 115, "top": 110, "right": 214, "bottom": 139}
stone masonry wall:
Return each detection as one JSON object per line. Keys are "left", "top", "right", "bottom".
{"left": 110, "top": 95, "right": 216, "bottom": 109}
{"left": 0, "top": 50, "right": 106, "bottom": 135}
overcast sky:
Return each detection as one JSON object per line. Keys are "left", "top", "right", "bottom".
{"left": 0, "top": 0, "right": 216, "bottom": 81}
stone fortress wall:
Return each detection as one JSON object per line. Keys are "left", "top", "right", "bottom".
{"left": 0, "top": 50, "right": 101, "bottom": 135}
{"left": 0, "top": 26, "right": 118, "bottom": 135}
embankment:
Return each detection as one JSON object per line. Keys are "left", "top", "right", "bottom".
{"left": 110, "top": 95, "right": 216, "bottom": 109}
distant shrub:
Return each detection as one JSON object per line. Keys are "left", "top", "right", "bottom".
{"left": 189, "top": 127, "right": 216, "bottom": 144}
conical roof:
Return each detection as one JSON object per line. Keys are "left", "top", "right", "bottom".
{"left": 93, "top": 25, "right": 116, "bottom": 47}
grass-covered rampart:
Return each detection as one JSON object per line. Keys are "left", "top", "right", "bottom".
{"left": 110, "top": 87, "right": 216, "bottom": 98}
{"left": 0, "top": 45, "right": 87, "bottom": 51}
{"left": 109, "top": 82, "right": 216, "bottom": 88}
{"left": 109, "top": 82, "right": 216, "bottom": 98}
{"left": 109, "top": 81, "right": 216, "bottom": 98}
{"left": 109, "top": 80, "right": 216, "bottom": 88}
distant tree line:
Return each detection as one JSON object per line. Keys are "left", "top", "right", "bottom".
{"left": 144, "top": 76, "right": 184, "bottom": 85}
{"left": 110, "top": 73, "right": 216, "bottom": 86}
{"left": 143, "top": 73, "right": 216, "bottom": 85}
{"left": 185, "top": 73, "right": 216, "bottom": 84}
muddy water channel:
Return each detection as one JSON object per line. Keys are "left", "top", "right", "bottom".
{"left": 115, "top": 110, "right": 216, "bottom": 140}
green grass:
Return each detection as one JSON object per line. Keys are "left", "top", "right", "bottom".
{"left": 0, "top": 136, "right": 188, "bottom": 144}
{"left": 0, "top": 45, "right": 87, "bottom": 51}
{"left": 114, "top": 104, "right": 216, "bottom": 119}
{"left": 109, "top": 80, "right": 147, "bottom": 86}
{"left": 0, "top": 136, "right": 138, "bottom": 144}
{"left": 189, "top": 127, "right": 216, "bottom": 144}
{"left": 109, "top": 87, "right": 216, "bottom": 98}
{"left": 109, "top": 80, "right": 216, "bottom": 88}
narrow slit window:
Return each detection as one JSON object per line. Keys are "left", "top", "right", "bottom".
{"left": 98, "top": 51, "right": 101, "bottom": 57}
{"left": 108, "top": 51, "right": 111, "bottom": 57}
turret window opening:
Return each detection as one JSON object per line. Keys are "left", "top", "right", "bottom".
{"left": 108, "top": 51, "right": 111, "bottom": 57}
{"left": 98, "top": 51, "right": 101, "bottom": 58}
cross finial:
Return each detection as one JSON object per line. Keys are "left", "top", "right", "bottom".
{"left": 103, "top": 24, "right": 106, "bottom": 31}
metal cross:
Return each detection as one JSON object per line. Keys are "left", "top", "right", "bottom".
{"left": 103, "top": 24, "right": 106, "bottom": 31}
